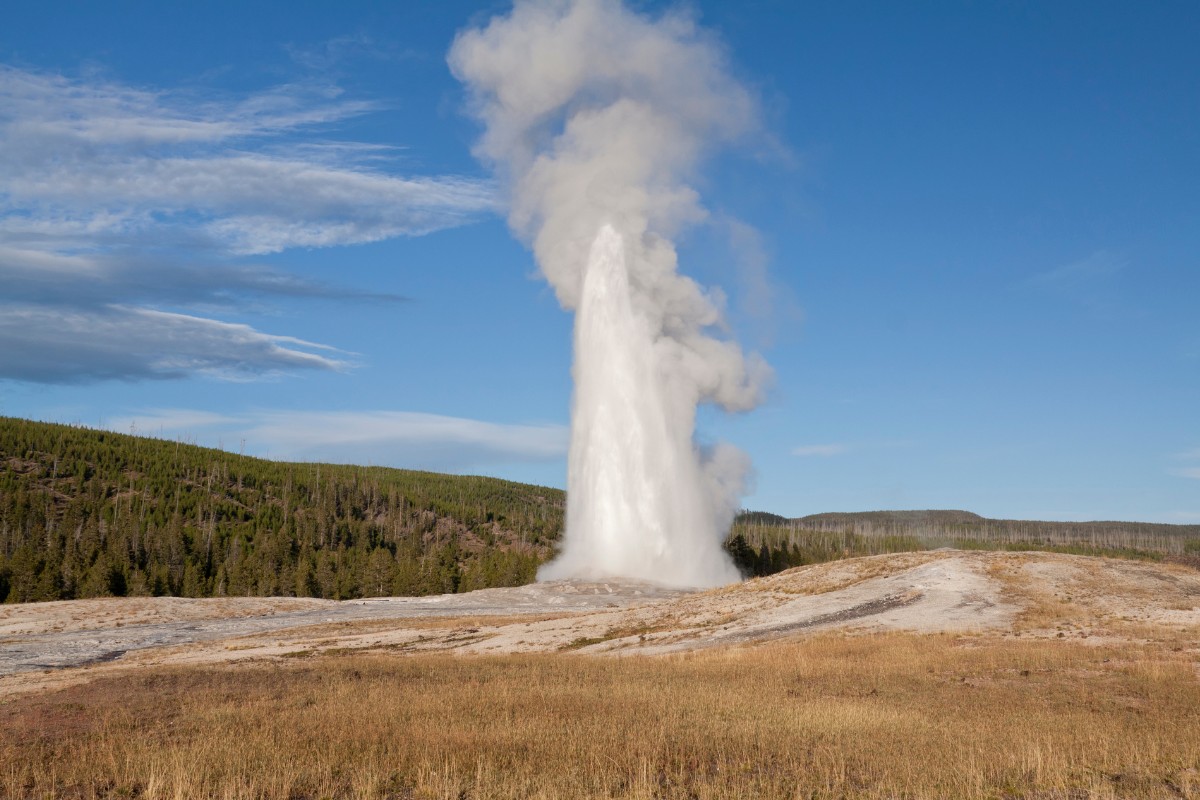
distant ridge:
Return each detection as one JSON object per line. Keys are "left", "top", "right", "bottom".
{"left": 790, "top": 509, "right": 1199, "bottom": 540}
{"left": 798, "top": 510, "right": 986, "bottom": 526}
{"left": 734, "top": 510, "right": 791, "bottom": 526}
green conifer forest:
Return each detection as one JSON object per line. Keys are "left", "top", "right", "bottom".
{"left": 0, "top": 417, "right": 562, "bottom": 602}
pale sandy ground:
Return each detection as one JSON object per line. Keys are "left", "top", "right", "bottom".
{"left": 2, "top": 550, "right": 1197, "bottom": 697}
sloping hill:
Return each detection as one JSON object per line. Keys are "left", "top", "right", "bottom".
{"left": 0, "top": 417, "right": 564, "bottom": 602}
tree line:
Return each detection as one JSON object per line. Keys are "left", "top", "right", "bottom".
{"left": 730, "top": 508, "right": 1200, "bottom": 573}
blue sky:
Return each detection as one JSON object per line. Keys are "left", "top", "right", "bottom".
{"left": 1, "top": 0, "right": 1196, "bottom": 523}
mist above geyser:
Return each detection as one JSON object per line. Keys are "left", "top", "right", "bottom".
{"left": 451, "top": 0, "right": 769, "bottom": 588}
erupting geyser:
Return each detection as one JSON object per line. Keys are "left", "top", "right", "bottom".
{"left": 548, "top": 225, "right": 741, "bottom": 584}
{"left": 451, "top": 0, "right": 770, "bottom": 587}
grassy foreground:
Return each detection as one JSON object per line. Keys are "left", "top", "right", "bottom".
{"left": 3, "top": 634, "right": 1199, "bottom": 799}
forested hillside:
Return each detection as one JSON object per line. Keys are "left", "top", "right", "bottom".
{"left": 0, "top": 417, "right": 563, "bottom": 602}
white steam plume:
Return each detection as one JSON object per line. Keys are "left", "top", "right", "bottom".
{"left": 450, "top": 0, "right": 769, "bottom": 588}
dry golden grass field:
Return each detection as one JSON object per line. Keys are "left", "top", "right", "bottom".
{"left": 2, "top": 551, "right": 1198, "bottom": 799}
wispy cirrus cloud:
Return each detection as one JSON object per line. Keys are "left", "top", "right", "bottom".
{"left": 0, "top": 66, "right": 493, "bottom": 254}
{"left": 0, "top": 64, "right": 493, "bottom": 384}
{"left": 5, "top": 152, "right": 492, "bottom": 255}
{"left": 284, "top": 33, "right": 422, "bottom": 72}
{"left": 791, "top": 440, "right": 915, "bottom": 458}
{"left": 1028, "top": 249, "right": 1124, "bottom": 285}
{"left": 792, "top": 443, "right": 848, "bottom": 457}
{"left": 0, "top": 245, "right": 404, "bottom": 308}
{"left": 0, "top": 305, "right": 347, "bottom": 384}
{"left": 1170, "top": 447, "right": 1200, "bottom": 480}
{"left": 1026, "top": 250, "right": 1126, "bottom": 313}
{"left": 108, "top": 408, "right": 568, "bottom": 472}
{"left": 1158, "top": 511, "right": 1200, "bottom": 523}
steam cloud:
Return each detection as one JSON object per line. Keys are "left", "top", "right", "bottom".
{"left": 451, "top": 0, "right": 769, "bottom": 587}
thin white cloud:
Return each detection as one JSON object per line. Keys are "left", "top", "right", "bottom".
{"left": 5, "top": 154, "right": 492, "bottom": 254}
{"left": 1028, "top": 250, "right": 1123, "bottom": 286}
{"left": 792, "top": 443, "right": 848, "bottom": 457}
{"left": 1168, "top": 448, "right": 1200, "bottom": 481}
{"left": 1158, "top": 511, "right": 1200, "bottom": 524}
{"left": 0, "top": 67, "right": 494, "bottom": 255}
{"left": 1026, "top": 250, "right": 1126, "bottom": 313}
{"left": 284, "top": 33, "right": 422, "bottom": 72}
{"left": 0, "top": 65, "right": 373, "bottom": 147}
{"left": 110, "top": 408, "right": 569, "bottom": 471}
{"left": 0, "top": 64, "right": 493, "bottom": 384}
{"left": 0, "top": 246, "right": 401, "bottom": 309}
{"left": 0, "top": 304, "right": 348, "bottom": 384}
{"left": 113, "top": 409, "right": 243, "bottom": 436}
{"left": 0, "top": 245, "right": 103, "bottom": 276}
{"left": 247, "top": 411, "right": 566, "bottom": 461}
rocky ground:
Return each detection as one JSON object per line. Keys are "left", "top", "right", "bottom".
{"left": 2, "top": 550, "right": 1198, "bottom": 697}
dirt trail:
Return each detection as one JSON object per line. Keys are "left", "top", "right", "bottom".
{"left": 2, "top": 551, "right": 1197, "bottom": 697}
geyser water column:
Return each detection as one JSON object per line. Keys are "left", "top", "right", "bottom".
{"left": 538, "top": 225, "right": 740, "bottom": 587}
{"left": 450, "top": 0, "right": 769, "bottom": 589}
